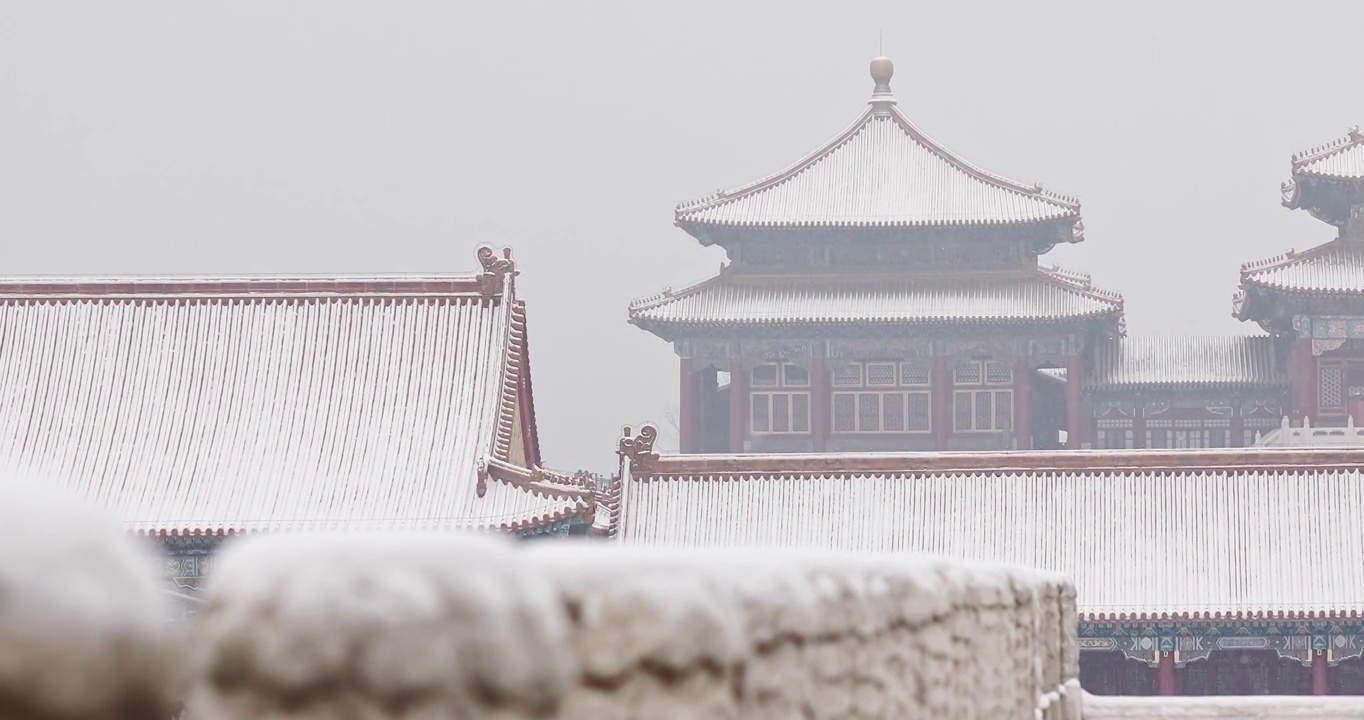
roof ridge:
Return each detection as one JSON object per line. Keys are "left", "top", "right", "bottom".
{"left": 625, "top": 446, "right": 1364, "bottom": 480}
{"left": 674, "top": 108, "right": 876, "bottom": 216}
{"left": 675, "top": 105, "right": 1083, "bottom": 221}
{"left": 1291, "top": 126, "right": 1364, "bottom": 170}
{"left": 885, "top": 105, "right": 1081, "bottom": 210}
{"left": 0, "top": 246, "right": 517, "bottom": 299}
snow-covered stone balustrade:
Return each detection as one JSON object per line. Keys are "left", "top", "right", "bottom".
{"left": 1081, "top": 692, "right": 1364, "bottom": 718}
{"left": 185, "top": 535, "right": 1081, "bottom": 719}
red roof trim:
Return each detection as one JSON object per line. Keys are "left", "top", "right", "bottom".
{"left": 627, "top": 444, "right": 1364, "bottom": 481}
{"left": 510, "top": 301, "right": 544, "bottom": 469}
{"left": 0, "top": 275, "right": 496, "bottom": 299}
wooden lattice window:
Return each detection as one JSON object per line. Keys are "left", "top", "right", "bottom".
{"left": 1095, "top": 419, "right": 1134, "bottom": 450}
{"left": 831, "top": 361, "right": 931, "bottom": 433}
{"left": 750, "top": 363, "right": 810, "bottom": 434}
{"left": 1320, "top": 363, "right": 1345, "bottom": 411}
{"left": 952, "top": 360, "right": 1012, "bottom": 433}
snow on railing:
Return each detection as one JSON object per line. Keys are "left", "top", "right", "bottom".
{"left": 1255, "top": 416, "right": 1364, "bottom": 447}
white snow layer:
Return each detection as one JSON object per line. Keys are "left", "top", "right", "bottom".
{"left": 1081, "top": 691, "right": 1364, "bottom": 718}
{"left": 187, "top": 536, "right": 1080, "bottom": 720}
{"left": 0, "top": 482, "right": 176, "bottom": 720}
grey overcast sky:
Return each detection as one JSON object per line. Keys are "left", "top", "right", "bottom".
{"left": 3, "top": 1, "right": 1363, "bottom": 472}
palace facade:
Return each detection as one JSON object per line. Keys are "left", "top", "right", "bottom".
{"left": 630, "top": 57, "right": 1364, "bottom": 455}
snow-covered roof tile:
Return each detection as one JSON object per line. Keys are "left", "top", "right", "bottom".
{"left": 615, "top": 442, "right": 1364, "bottom": 618}
{"left": 674, "top": 58, "right": 1083, "bottom": 237}
{"left": 1087, "top": 336, "right": 1286, "bottom": 389}
{"left": 1291, "top": 127, "right": 1364, "bottom": 181}
{"left": 0, "top": 247, "right": 592, "bottom": 534}
{"left": 1237, "top": 241, "right": 1364, "bottom": 296}
{"left": 628, "top": 266, "right": 1122, "bottom": 331}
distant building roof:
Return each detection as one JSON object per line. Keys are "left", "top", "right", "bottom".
{"left": 0, "top": 247, "right": 595, "bottom": 535}
{"left": 1281, "top": 127, "right": 1364, "bottom": 228}
{"left": 613, "top": 436, "right": 1364, "bottom": 620}
{"left": 1086, "top": 335, "right": 1286, "bottom": 389}
{"left": 674, "top": 57, "right": 1084, "bottom": 242}
{"left": 1289, "top": 127, "right": 1364, "bottom": 182}
{"left": 629, "top": 265, "right": 1122, "bottom": 337}
{"left": 1238, "top": 241, "right": 1364, "bottom": 296}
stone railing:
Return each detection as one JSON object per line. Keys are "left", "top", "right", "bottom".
{"left": 2, "top": 484, "right": 1079, "bottom": 720}
{"left": 1081, "top": 692, "right": 1364, "bottom": 718}
{"left": 1254, "top": 416, "right": 1364, "bottom": 447}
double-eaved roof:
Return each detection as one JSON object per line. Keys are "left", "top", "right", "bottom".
{"left": 629, "top": 264, "right": 1123, "bottom": 338}
{"left": 612, "top": 435, "right": 1364, "bottom": 619}
{"left": 674, "top": 57, "right": 1085, "bottom": 244}
{"left": 0, "top": 246, "right": 596, "bottom": 535}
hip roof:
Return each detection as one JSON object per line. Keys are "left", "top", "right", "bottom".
{"left": 614, "top": 439, "right": 1364, "bottom": 619}
{"left": 0, "top": 247, "right": 593, "bottom": 534}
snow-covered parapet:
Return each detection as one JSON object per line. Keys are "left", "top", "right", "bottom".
{"left": 184, "top": 532, "right": 576, "bottom": 720}
{"left": 530, "top": 544, "right": 1080, "bottom": 719}
{"left": 0, "top": 483, "right": 176, "bottom": 720}
{"left": 188, "top": 535, "right": 1079, "bottom": 720}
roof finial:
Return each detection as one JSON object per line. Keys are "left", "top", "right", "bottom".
{"left": 869, "top": 55, "right": 895, "bottom": 109}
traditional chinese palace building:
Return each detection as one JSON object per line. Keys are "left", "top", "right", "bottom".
{"left": 610, "top": 429, "right": 1364, "bottom": 696}
{"left": 617, "top": 55, "right": 1364, "bottom": 697}
{"left": 0, "top": 245, "right": 601, "bottom": 593}
{"left": 630, "top": 56, "right": 1364, "bottom": 453}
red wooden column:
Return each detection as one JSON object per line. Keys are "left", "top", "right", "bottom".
{"left": 931, "top": 356, "right": 951, "bottom": 450}
{"left": 1313, "top": 650, "right": 1330, "bottom": 695}
{"left": 1013, "top": 356, "right": 1031, "bottom": 450}
{"left": 678, "top": 358, "right": 696, "bottom": 453}
{"left": 1065, "top": 353, "right": 1084, "bottom": 449}
{"left": 728, "top": 360, "right": 748, "bottom": 453}
{"left": 810, "top": 358, "right": 830, "bottom": 452}
{"left": 1292, "top": 337, "right": 1316, "bottom": 421}
{"left": 1158, "top": 653, "right": 1178, "bottom": 696}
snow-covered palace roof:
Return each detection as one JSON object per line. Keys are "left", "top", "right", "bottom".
{"left": 1289, "top": 127, "right": 1364, "bottom": 183}
{"left": 629, "top": 264, "right": 1122, "bottom": 336}
{"left": 674, "top": 56, "right": 1084, "bottom": 242}
{"left": 1086, "top": 335, "right": 1286, "bottom": 389}
{"left": 612, "top": 429, "right": 1364, "bottom": 620}
{"left": 0, "top": 246, "right": 596, "bottom": 535}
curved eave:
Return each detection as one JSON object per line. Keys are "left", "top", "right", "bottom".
{"left": 630, "top": 308, "right": 1122, "bottom": 331}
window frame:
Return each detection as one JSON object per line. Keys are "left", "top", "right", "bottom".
{"left": 749, "top": 362, "right": 811, "bottom": 435}
{"left": 951, "top": 359, "right": 1014, "bottom": 433}
{"left": 831, "top": 360, "right": 932, "bottom": 434}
